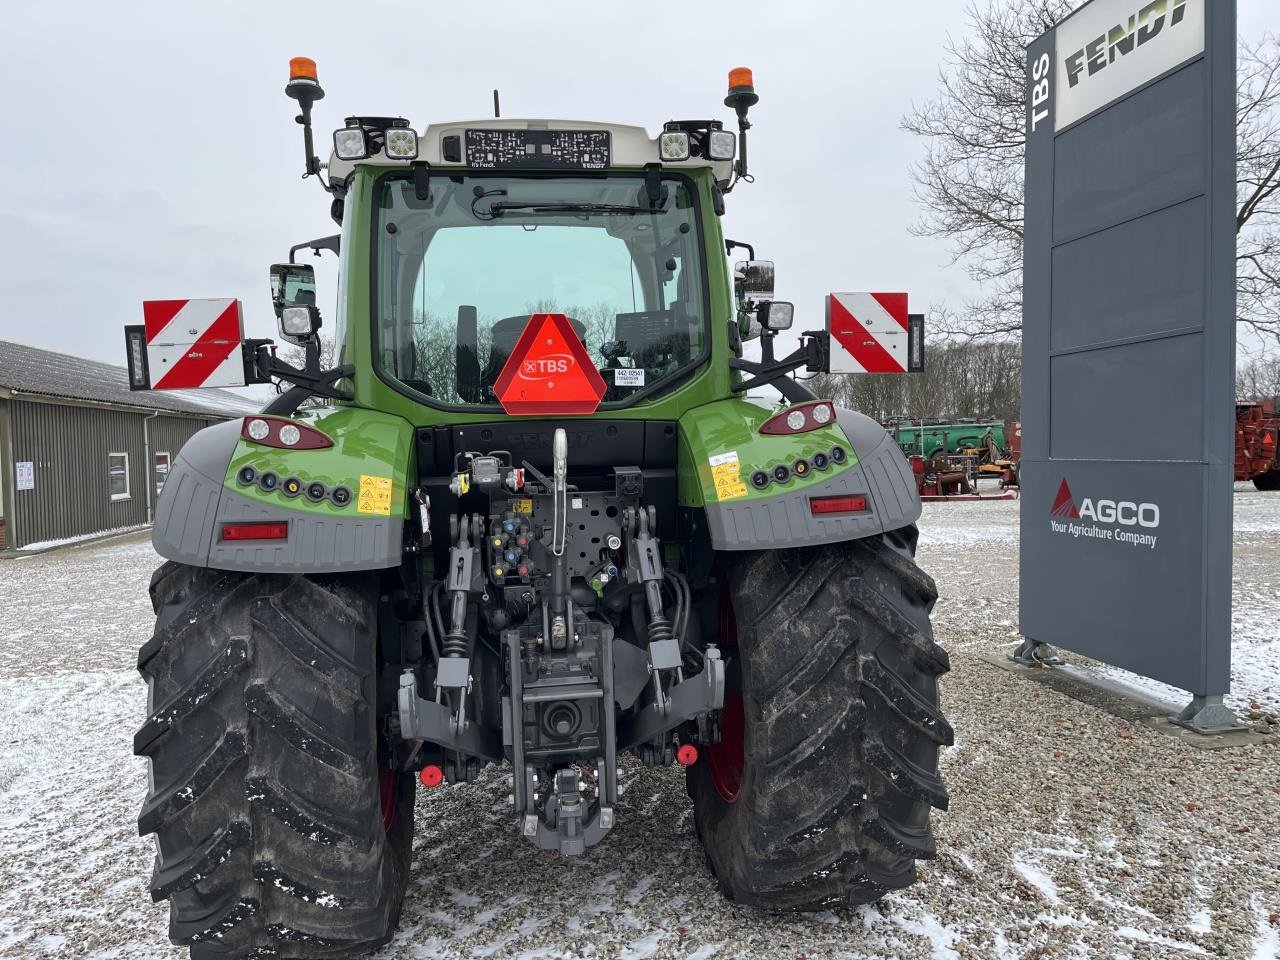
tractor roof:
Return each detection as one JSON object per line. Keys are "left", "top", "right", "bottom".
{"left": 326, "top": 118, "right": 735, "bottom": 184}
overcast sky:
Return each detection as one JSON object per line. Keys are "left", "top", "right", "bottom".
{"left": 1, "top": 0, "right": 1274, "bottom": 372}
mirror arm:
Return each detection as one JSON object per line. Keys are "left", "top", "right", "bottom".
{"left": 288, "top": 235, "right": 341, "bottom": 264}
{"left": 759, "top": 329, "right": 777, "bottom": 365}
{"left": 729, "top": 332, "right": 828, "bottom": 397}
{"left": 250, "top": 341, "right": 356, "bottom": 412}
{"left": 262, "top": 385, "right": 315, "bottom": 417}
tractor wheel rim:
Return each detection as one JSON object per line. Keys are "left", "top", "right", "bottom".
{"left": 706, "top": 583, "right": 745, "bottom": 803}
{"left": 379, "top": 768, "right": 399, "bottom": 832}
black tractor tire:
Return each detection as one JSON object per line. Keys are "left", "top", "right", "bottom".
{"left": 689, "top": 526, "right": 951, "bottom": 911}
{"left": 135, "top": 563, "right": 415, "bottom": 959}
{"left": 1254, "top": 469, "right": 1280, "bottom": 492}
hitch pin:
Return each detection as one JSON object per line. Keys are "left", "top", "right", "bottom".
{"left": 551, "top": 428, "right": 568, "bottom": 557}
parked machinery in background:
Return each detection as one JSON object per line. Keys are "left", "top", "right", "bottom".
{"left": 886, "top": 418, "right": 1010, "bottom": 460}
{"left": 1237, "top": 401, "right": 1279, "bottom": 491}
{"left": 888, "top": 418, "right": 1020, "bottom": 501}
{"left": 999, "top": 421, "right": 1022, "bottom": 490}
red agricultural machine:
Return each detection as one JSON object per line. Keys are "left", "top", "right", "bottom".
{"left": 1237, "top": 401, "right": 1280, "bottom": 491}
{"left": 886, "top": 418, "right": 1021, "bottom": 502}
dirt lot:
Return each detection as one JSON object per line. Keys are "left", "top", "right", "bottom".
{"left": 0, "top": 487, "right": 1276, "bottom": 959}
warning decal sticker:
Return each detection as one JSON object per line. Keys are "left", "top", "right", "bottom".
{"left": 708, "top": 451, "right": 749, "bottom": 502}
{"left": 357, "top": 475, "right": 393, "bottom": 516}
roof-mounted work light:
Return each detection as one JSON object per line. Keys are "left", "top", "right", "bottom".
{"left": 658, "top": 130, "right": 691, "bottom": 161}
{"left": 707, "top": 128, "right": 737, "bottom": 162}
{"left": 285, "top": 58, "right": 326, "bottom": 178}
{"left": 333, "top": 117, "right": 418, "bottom": 162}
{"left": 333, "top": 123, "right": 369, "bottom": 160}
{"left": 384, "top": 123, "right": 419, "bottom": 160}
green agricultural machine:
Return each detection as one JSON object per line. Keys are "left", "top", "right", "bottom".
{"left": 127, "top": 59, "right": 951, "bottom": 958}
{"left": 885, "top": 418, "right": 1011, "bottom": 462}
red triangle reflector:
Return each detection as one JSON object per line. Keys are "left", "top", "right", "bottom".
{"left": 494, "top": 314, "right": 607, "bottom": 416}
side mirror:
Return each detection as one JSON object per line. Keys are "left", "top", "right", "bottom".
{"left": 269, "top": 263, "right": 318, "bottom": 318}
{"left": 759, "top": 301, "right": 793, "bottom": 332}
{"left": 734, "top": 260, "right": 775, "bottom": 303}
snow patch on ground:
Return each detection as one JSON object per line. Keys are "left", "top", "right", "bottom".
{"left": 1, "top": 493, "right": 1277, "bottom": 958}
{"left": 14, "top": 524, "right": 151, "bottom": 554}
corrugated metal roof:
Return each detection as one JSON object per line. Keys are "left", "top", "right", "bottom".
{"left": 0, "top": 340, "right": 262, "bottom": 417}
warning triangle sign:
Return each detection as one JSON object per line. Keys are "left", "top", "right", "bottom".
{"left": 494, "top": 314, "right": 607, "bottom": 416}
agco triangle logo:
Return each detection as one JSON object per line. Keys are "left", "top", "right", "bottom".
{"left": 1050, "top": 478, "right": 1079, "bottom": 519}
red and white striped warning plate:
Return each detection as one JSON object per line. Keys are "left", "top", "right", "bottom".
{"left": 142, "top": 299, "right": 246, "bottom": 389}
{"left": 826, "top": 293, "right": 909, "bottom": 374}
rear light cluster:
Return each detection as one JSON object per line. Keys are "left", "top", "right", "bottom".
{"left": 750, "top": 445, "right": 847, "bottom": 490}
{"left": 241, "top": 416, "right": 333, "bottom": 450}
{"left": 758, "top": 401, "right": 837, "bottom": 436}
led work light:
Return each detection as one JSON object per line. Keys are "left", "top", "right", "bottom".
{"left": 281, "top": 305, "right": 319, "bottom": 337}
{"left": 384, "top": 126, "right": 418, "bottom": 159}
{"left": 707, "top": 129, "right": 737, "bottom": 161}
{"left": 333, "top": 126, "right": 369, "bottom": 160}
{"left": 659, "top": 130, "right": 691, "bottom": 161}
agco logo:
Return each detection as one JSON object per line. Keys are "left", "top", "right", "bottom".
{"left": 1064, "top": 0, "right": 1189, "bottom": 90}
{"left": 518, "top": 354, "right": 574, "bottom": 380}
{"left": 1051, "top": 478, "right": 1159, "bottom": 527}
{"left": 1050, "top": 479, "right": 1161, "bottom": 549}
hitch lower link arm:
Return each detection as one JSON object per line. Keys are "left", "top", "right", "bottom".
{"left": 437, "top": 514, "right": 484, "bottom": 732}
{"left": 396, "top": 512, "right": 504, "bottom": 763}
{"left": 626, "top": 506, "right": 683, "bottom": 716}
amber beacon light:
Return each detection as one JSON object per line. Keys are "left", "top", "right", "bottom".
{"left": 289, "top": 57, "right": 319, "bottom": 82}
{"left": 285, "top": 57, "right": 326, "bottom": 177}
{"left": 723, "top": 67, "right": 758, "bottom": 181}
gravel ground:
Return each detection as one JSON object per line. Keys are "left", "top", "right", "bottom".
{"left": 0, "top": 486, "right": 1277, "bottom": 959}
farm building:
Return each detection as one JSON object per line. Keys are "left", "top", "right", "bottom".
{"left": 0, "top": 340, "right": 260, "bottom": 551}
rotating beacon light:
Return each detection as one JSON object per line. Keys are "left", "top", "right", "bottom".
{"left": 724, "top": 67, "right": 758, "bottom": 182}
{"left": 285, "top": 57, "right": 326, "bottom": 177}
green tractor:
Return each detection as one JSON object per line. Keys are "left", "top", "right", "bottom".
{"left": 128, "top": 59, "right": 951, "bottom": 958}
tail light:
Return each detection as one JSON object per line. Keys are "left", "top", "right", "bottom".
{"left": 759, "top": 401, "right": 836, "bottom": 436}
{"left": 221, "top": 521, "right": 289, "bottom": 541}
{"left": 809, "top": 495, "right": 868, "bottom": 516}
{"left": 241, "top": 416, "right": 333, "bottom": 450}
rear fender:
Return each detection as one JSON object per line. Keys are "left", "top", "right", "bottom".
{"left": 153, "top": 407, "right": 413, "bottom": 573}
{"left": 678, "top": 399, "right": 920, "bottom": 550}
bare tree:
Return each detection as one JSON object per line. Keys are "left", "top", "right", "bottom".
{"left": 1236, "top": 355, "right": 1280, "bottom": 401}
{"left": 277, "top": 337, "right": 337, "bottom": 372}
{"left": 274, "top": 338, "right": 340, "bottom": 405}
{"left": 809, "top": 341, "right": 1022, "bottom": 423}
{"left": 1238, "top": 35, "right": 1280, "bottom": 347}
{"left": 904, "top": 2, "right": 1280, "bottom": 348}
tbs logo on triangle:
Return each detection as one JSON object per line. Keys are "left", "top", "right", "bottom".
{"left": 1051, "top": 478, "right": 1160, "bottom": 528}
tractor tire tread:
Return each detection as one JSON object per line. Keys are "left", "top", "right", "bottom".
{"left": 689, "top": 526, "right": 949, "bottom": 911}
{"left": 136, "top": 566, "right": 412, "bottom": 960}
